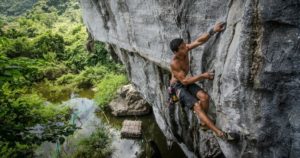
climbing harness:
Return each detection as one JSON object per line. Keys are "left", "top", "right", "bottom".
{"left": 167, "top": 85, "right": 179, "bottom": 107}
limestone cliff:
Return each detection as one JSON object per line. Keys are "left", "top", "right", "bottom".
{"left": 79, "top": 0, "right": 300, "bottom": 157}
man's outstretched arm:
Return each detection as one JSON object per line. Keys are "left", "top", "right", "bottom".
{"left": 187, "top": 22, "right": 225, "bottom": 50}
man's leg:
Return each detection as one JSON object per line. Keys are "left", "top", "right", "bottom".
{"left": 193, "top": 102, "right": 224, "bottom": 136}
{"left": 196, "top": 90, "right": 209, "bottom": 113}
{"left": 186, "top": 84, "right": 209, "bottom": 113}
{"left": 178, "top": 86, "right": 224, "bottom": 136}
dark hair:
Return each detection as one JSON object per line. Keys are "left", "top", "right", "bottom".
{"left": 169, "top": 38, "right": 183, "bottom": 53}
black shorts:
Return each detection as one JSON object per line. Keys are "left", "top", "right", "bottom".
{"left": 171, "top": 81, "right": 203, "bottom": 109}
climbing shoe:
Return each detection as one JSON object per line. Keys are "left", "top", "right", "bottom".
{"left": 214, "top": 131, "right": 240, "bottom": 142}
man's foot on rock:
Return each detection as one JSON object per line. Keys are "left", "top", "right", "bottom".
{"left": 214, "top": 131, "right": 240, "bottom": 142}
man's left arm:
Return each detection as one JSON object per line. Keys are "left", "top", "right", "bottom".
{"left": 187, "top": 22, "right": 225, "bottom": 50}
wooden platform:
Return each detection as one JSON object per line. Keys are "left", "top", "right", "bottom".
{"left": 121, "top": 120, "right": 142, "bottom": 138}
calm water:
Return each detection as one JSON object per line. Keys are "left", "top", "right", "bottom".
{"left": 34, "top": 87, "right": 186, "bottom": 158}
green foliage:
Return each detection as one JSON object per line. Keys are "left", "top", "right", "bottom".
{"left": 0, "top": 0, "right": 126, "bottom": 156}
{"left": 56, "top": 66, "right": 109, "bottom": 88}
{"left": 71, "top": 125, "right": 113, "bottom": 158}
{"left": 0, "top": 0, "right": 38, "bottom": 16}
{"left": 0, "top": 0, "right": 121, "bottom": 72}
{"left": 32, "top": 32, "right": 65, "bottom": 59}
{"left": 1, "top": 32, "right": 65, "bottom": 59}
{"left": 38, "top": 65, "right": 125, "bottom": 103}
{"left": 95, "top": 73, "right": 129, "bottom": 108}
{"left": 0, "top": 56, "right": 69, "bottom": 88}
{"left": 87, "top": 42, "right": 111, "bottom": 66}
{"left": 46, "top": 0, "right": 69, "bottom": 15}
{"left": 0, "top": 37, "right": 31, "bottom": 58}
{"left": 0, "top": 142, "right": 33, "bottom": 158}
{"left": 0, "top": 56, "right": 39, "bottom": 87}
{"left": 0, "top": 83, "right": 78, "bottom": 157}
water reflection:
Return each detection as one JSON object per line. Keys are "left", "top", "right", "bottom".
{"left": 35, "top": 89, "right": 186, "bottom": 158}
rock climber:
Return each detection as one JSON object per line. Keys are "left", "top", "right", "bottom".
{"left": 169, "top": 22, "right": 237, "bottom": 141}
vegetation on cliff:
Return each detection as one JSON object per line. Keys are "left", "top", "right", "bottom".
{"left": 0, "top": 0, "right": 127, "bottom": 157}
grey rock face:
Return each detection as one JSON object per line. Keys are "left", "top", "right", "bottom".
{"left": 109, "top": 84, "right": 151, "bottom": 116}
{"left": 80, "top": 0, "right": 300, "bottom": 157}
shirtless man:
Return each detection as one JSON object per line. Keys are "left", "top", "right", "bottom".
{"left": 169, "top": 22, "right": 226, "bottom": 138}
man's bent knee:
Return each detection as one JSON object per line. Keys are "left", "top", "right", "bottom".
{"left": 197, "top": 91, "right": 209, "bottom": 101}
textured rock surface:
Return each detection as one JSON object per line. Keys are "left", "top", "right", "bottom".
{"left": 80, "top": 0, "right": 300, "bottom": 157}
{"left": 109, "top": 84, "right": 151, "bottom": 116}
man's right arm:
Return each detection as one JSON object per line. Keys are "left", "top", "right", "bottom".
{"left": 186, "top": 22, "right": 225, "bottom": 50}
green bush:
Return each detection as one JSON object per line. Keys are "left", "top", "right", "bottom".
{"left": 32, "top": 32, "right": 65, "bottom": 59}
{"left": 1, "top": 32, "right": 65, "bottom": 59}
{"left": 55, "top": 66, "right": 109, "bottom": 88}
{"left": 1, "top": 37, "right": 32, "bottom": 58}
{"left": 0, "top": 56, "right": 70, "bottom": 88}
{"left": 41, "top": 63, "right": 68, "bottom": 80}
{"left": 95, "top": 73, "right": 128, "bottom": 108}
{"left": 0, "top": 142, "right": 33, "bottom": 158}
{"left": 71, "top": 125, "right": 113, "bottom": 158}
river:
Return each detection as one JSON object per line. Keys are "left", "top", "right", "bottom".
{"left": 34, "top": 88, "right": 186, "bottom": 158}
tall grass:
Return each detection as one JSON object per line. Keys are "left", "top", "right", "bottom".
{"left": 95, "top": 73, "right": 128, "bottom": 108}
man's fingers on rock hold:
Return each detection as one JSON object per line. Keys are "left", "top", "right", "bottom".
{"left": 208, "top": 72, "right": 214, "bottom": 79}
{"left": 209, "top": 69, "right": 215, "bottom": 73}
{"left": 219, "top": 22, "right": 226, "bottom": 30}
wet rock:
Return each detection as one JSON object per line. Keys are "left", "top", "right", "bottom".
{"left": 80, "top": 0, "right": 300, "bottom": 157}
{"left": 109, "top": 84, "right": 151, "bottom": 116}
